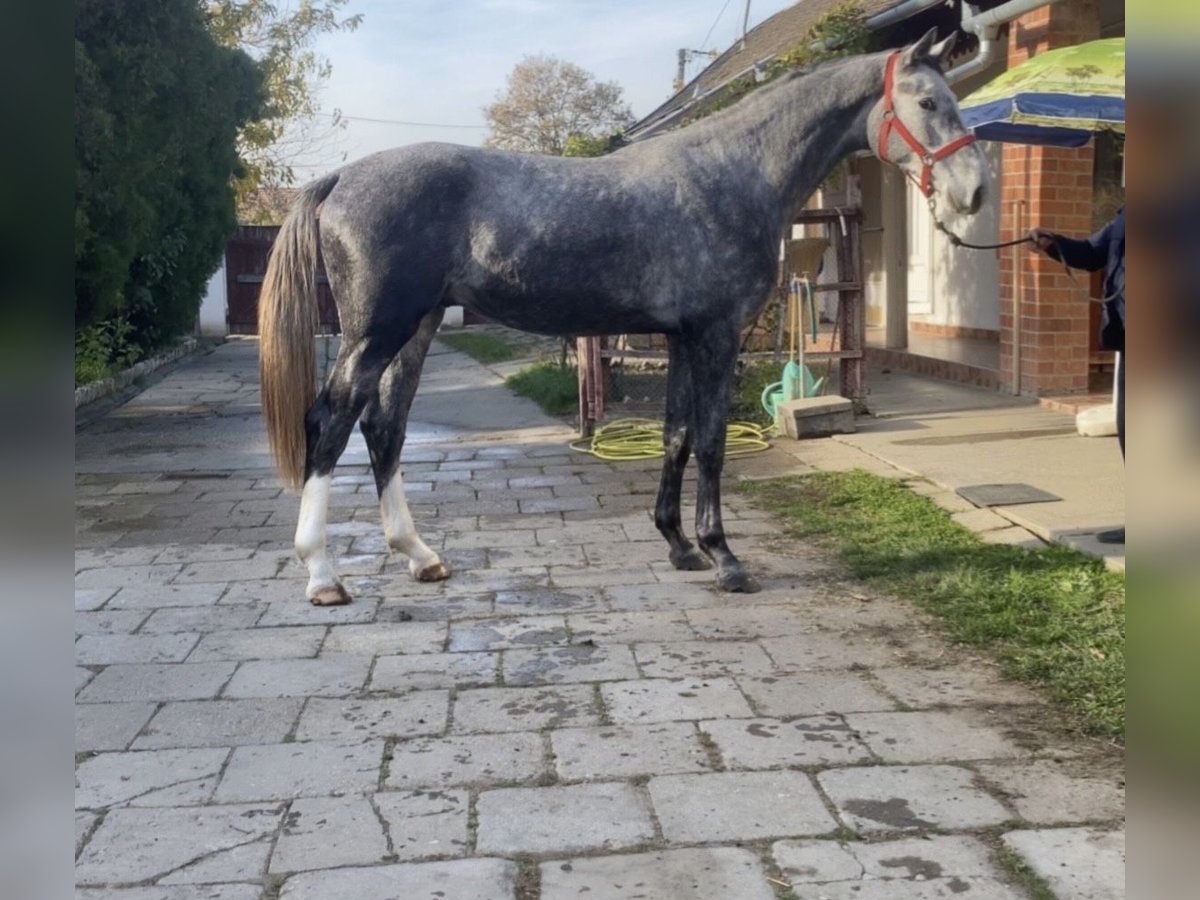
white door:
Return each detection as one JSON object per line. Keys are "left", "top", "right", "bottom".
{"left": 906, "top": 181, "right": 935, "bottom": 316}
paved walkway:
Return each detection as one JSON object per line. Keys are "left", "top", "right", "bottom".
{"left": 75, "top": 337, "right": 1123, "bottom": 899}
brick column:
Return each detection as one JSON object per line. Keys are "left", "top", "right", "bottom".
{"left": 998, "top": 0, "right": 1101, "bottom": 395}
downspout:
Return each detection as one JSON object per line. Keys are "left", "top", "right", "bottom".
{"left": 944, "top": 0, "right": 1065, "bottom": 85}
{"left": 941, "top": 0, "right": 1063, "bottom": 396}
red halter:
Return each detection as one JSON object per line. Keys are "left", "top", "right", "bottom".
{"left": 877, "top": 51, "right": 977, "bottom": 198}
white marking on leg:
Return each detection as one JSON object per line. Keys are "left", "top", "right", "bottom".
{"left": 295, "top": 474, "right": 341, "bottom": 599}
{"left": 381, "top": 471, "right": 444, "bottom": 579}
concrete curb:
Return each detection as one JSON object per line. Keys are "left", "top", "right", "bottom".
{"left": 74, "top": 338, "right": 199, "bottom": 409}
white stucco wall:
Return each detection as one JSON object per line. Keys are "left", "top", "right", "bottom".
{"left": 909, "top": 141, "right": 1003, "bottom": 332}
{"left": 198, "top": 261, "right": 227, "bottom": 336}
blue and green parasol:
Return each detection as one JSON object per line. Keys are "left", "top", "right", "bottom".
{"left": 959, "top": 37, "right": 1125, "bottom": 147}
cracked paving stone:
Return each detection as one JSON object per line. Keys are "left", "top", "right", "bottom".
{"left": 447, "top": 615, "right": 568, "bottom": 652}
{"left": 75, "top": 609, "right": 150, "bottom": 635}
{"left": 221, "top": 655, "right": 371, "bottom": 698}
{"left": 375, "top": 788, "right": 470, "bottom": 861}
{"left": 819, "top": 765, "right": 1012, "bottom": 833}
{"left": 540, "top": 846, "right": 776, "bottom": 900}
{"left": 371, "top": 651, "right": 498, "bottom": 691}
{"left": 451, "top": 684, "right": 601, "bottom": 733}
{"left": 268, "top": 795, "right": 388, "bottom": 873}
{"left": 501, "top": 643, "right": 639, "bottom": 686}
{"left": 843, "top": 710, "right": 1026, "bottom": 763}
{"left": 322, "top": 620, "right": 447, "bottom": 655}
{"left": 649, "top": 770, "right": 836, "bottom": 842}
{"left": 138, "top": 603, "right": 264, "bottom": 634}
{"left": 105, "top": 583, "right": 229, "bottom": 609}
{"left": 633, "top": 640, "right": 777, "bottom": 679}
{"left": 700, "top": 715, "right": 874, "bottom": 768}
{"left": 214, "top": 740, "right": 385, "bottom": 802}
{"left": 76, "top": 662, "right": 236, "bottom": 703}
{"left": 601, "top": 677, "right": 753, "bottom": 724}
{"left": 736, "top": 672, "right": 896, "bottom": 717}
{"left": 566, "top": 610, "right": 696, "bottom": 644}
{"left": 278, "top": 858, "right": 518, "bottom": 900}
{"left": 74, "top": 802, "right": 284, "bottom": 885}
{"left": 75, "top": 747, "right": 229, "bottom": 809}
{"left": 76, "top": 885, "right": 263, "bottom": 899}
{"left": 385, "top": 731, "right": 547, "bottom": 789}
{"left": 1002, "top": 827, "right": 1125, "bottom": 900}
{"left": 187, "top": 626, "right": 326, "bottom": 662}
{"left": 74, "top": 632, "right": 201, "bottom": 665}
{"left": 773, "top": 834, "right": 1026, "bottom": 900}
{"left": 133, "top": 698, "right": 304, "bottom": 750}
{"left": 295, "top": 693, "right": 449, "bottom": 742}
{"left": 75, "top": 702, "right": 158, "bottom": 752}
{"left": 476, "top": 782, "right": 654, "bottom": 855}
{"left": 975, "top": 759, "right": 1126, "bottom": 824}
{"left": 550, "top": 722, "right": 712, "bottom": 780}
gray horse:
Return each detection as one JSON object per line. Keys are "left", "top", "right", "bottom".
{"left": 258, "top": 30, "right": 988, "bottom": 605}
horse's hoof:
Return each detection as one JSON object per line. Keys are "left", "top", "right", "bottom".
{"left": 717, "top": 570, "right": 761, "bottom": 594}
{"left": 310, "top": 583, "right": 352, "bottom": 606}
{"left": 670, "top": 548, "right": 712, "bottom": 571}
{"left": 414, "top": 561, "right": 451, "bottom": 583}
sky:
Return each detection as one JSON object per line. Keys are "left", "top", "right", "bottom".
{"left": 292, "top": 0, "right": 802, "bottom": 175}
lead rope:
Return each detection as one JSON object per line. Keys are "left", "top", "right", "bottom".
{"left": 923, "top": 193, "right": 1116, "bottom": 303}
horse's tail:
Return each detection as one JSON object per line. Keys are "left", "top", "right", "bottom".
{"left": 258, "top": 172, "right": 340, "bottom": 490}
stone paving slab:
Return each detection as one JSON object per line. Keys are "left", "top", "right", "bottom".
{"left": 133, "top": 698, "right": 303, "bottom": 749}
{"left": 773, "top": 834, "right": 1028, "bottom": 899}
{"left": 213, "top": 740, "right": 385, "bottom": 802}
{"left": 384, "top": 731, "right": 548, "bottom": 789}
{"left": 74, "top": 339, "right": 1124, "bottom": 897}
{"left": 819, "top": 765, "right": 1013, "bottom": 832}
{"left": 476, "top": 782, "right": 654, "bottom": 854}
{"left": 649, "top": 769, "right": 836, "bottom": 842}
{"left": 268, "top": 795, "right": 388, "bottom": 873}
{"left": 700, "top": 714, "right": 873, "bottom": 768}
{"left": 278, "top": 857, "right": 519, "bottom": 900}
{"left": 540, "top": 846, "right": 776, "bottom": 900}
{"left": 1002, "top": 827, "right": 1125, "bottom": 900}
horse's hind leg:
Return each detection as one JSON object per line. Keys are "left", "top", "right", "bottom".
{"left": 296, "top": 332, "right": 410, "bottom": 605}
{"left": 655, "top": 335, "right": 711, "bottom": 571}
{"left": 360, "top": 308, "right": 449, "bottom": 582}
{"left": 688, "top": 325, "right": 760, "bottom": 594}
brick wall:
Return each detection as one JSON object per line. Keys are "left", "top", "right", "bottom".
{"left": 997, "top": 0, "right": 1101, "bottom": 395}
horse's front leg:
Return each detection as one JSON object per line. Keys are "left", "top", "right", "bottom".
{"left": 689, "top": 325, "right": 760, "bottom": 593}
{"left": 360, "top": 308, "right": 449, "bottom": 582}
{"left": 655, "top": 335, "right": 710, "bottom": 571}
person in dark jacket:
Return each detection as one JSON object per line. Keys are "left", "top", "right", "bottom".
{"left": 1030, "top": 206, "right": 1125, "bottom": 543}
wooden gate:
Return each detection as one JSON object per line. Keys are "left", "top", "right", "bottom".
{"left": 225, "top": 225, "right": 340, "bottom": 334}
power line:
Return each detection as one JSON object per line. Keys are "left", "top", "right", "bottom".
{"left": 317, "top": 111, "right": 487, "bottom": 129}
{"left": 700, "top": 0, "right": 735, "bottom": 51}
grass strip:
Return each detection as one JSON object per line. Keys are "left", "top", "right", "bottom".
{"left": 438, "top": 331, "right": 518, "bottom": 364}
{"left": 740, "top": 470, "right": 1125, "bottom": 737}
{"left": 507, "top": 362, "right": 578, "bottom": 417}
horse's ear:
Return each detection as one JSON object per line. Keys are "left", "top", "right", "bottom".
{"left": 902, "top": 28, "right": 938, "bottom": 69}
{"left": 930, "top": 32, "right": 958, "bottom": 71}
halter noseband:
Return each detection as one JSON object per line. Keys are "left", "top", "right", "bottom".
{"left": 877, "top": 51, "right": 977, "bottom": 198}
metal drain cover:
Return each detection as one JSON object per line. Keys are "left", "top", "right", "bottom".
{"left": 957, "top": 483, "right": 1061, "bottom": 507}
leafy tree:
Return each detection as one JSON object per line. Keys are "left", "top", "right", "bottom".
{"left": 205, "top": 1, "right": 362, "bottom": 219}
{"left": 484, "top": 55, "right": 634, "bottom": 156}
{"left": 75, "top": 0, "right": 262, "bottom": 356}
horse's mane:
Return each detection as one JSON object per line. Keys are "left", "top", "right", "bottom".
{"left": 631, "top": 52, "right": 884, "bottom": 150}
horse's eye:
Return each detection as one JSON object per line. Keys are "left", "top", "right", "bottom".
{"left": 918, "top": 98, "right": 936, "bottom": 111}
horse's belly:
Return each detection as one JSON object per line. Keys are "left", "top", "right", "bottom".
{"left": 448, "top": 282, "right": 672, "bottom": 337}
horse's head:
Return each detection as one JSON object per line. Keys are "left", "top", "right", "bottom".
{"left": 867, "top": 29, "right": 988, "bottom": 215}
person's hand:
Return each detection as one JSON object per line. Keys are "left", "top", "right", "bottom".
{"left": 1029, "top": 228, "right": 1056, "bottom": 253}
